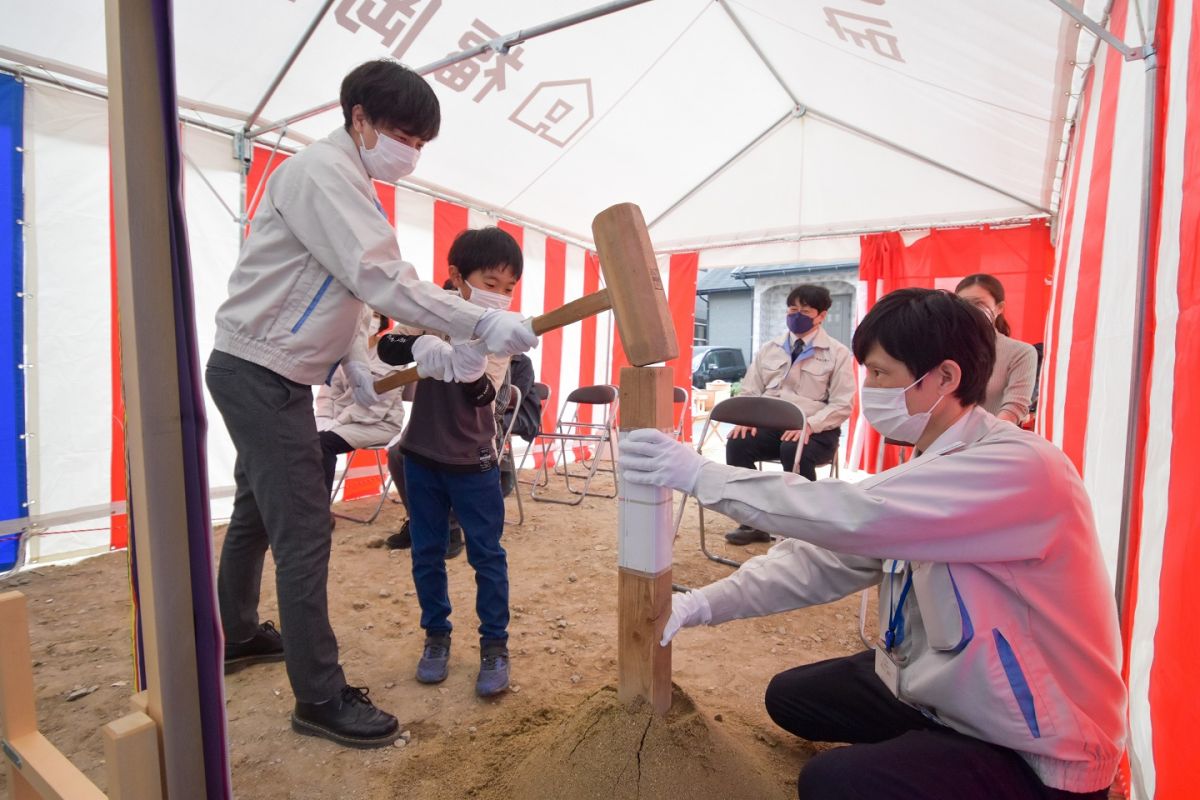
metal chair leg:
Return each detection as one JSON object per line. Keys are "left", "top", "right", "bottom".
{"left": 333, "top": 451, "right": 392, "bottom": 524}
{"left": 698, "top": 505, "right": 742, "bottom": 569}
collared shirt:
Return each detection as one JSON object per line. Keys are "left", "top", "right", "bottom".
{"left": 739, "top": 327, "right": 856, "bottom": 433}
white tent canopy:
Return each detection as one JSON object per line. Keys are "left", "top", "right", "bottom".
{"left": 1, "top": 0, "right": 1102, "bottom": 255}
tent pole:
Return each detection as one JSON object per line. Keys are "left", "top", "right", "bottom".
{"left": 247, "top": 0, "right": 654, "bottom": 140}
{"left": 1114, "top": 46, "right": 1160, "bottom": 630}
{"left": 244, "top": 0, "right": 334, "bottom": 129}
{"left": 647, "top": 107, "right": 797, "bottom": 230}
{"left": 717, "top": 0, "right": 801, "bottom": 108}
{"left": 1045, "top": 0, "right": 1149, "bottom": 60}
{"left": 105, "top": 0, "right": 211, "bottom": 794}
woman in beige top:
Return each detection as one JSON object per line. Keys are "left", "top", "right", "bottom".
{"left": 956, "top": 274, "right": 1038, "bottom": 424}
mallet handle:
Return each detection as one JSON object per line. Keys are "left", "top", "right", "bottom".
{"left": 372, "top": 288, "right": 613, "bottom": 394}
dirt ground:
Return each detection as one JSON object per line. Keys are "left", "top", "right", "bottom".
{"left": 0, "top": 471, "right": 868, "bottom": 800}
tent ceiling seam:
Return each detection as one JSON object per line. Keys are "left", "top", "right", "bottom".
{"left": 646, "top": 106, "right": 796, "bottom": 230}
{"left": 718, "top": 0, "right": 801, "bottom": 109}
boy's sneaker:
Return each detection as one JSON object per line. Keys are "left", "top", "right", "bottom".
{"left": 385, "top": 520, "right": 412, "bottom": 550}
{"left": 416, "top": 635, "right": 451, "bottom": 684}
{"left": 224, "top": 621, "right": 284, "bottom": 673}
{"left": 476, "top": 642, "right": 510, "bottom": 697}
{"left": 445, "top": 527, "right": 465, "bottom": 559}
{"left": 724, "top": 524, "right": 771, "bottom": 545}
{"left": 292, "top": 685, "right": 399, "bottom": 749}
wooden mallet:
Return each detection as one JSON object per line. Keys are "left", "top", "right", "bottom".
{"left": 372, "top": 203, "right": 678, "bottom": 393}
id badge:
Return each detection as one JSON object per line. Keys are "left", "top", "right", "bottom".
{"left": 874, "top": 644, "right": 901, "bottom": 695}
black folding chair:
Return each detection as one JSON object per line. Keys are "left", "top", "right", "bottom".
{"left": 529, "top": 384, "right": 619, "bottom": 506}
{"left": 673, "top": 395, "right": 807, "bottom": 569}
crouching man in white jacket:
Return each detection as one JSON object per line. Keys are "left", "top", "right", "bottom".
{"left": 620, "top": 288, "right": 1124, "bottom": 799}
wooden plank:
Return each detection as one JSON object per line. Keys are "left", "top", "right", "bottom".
{"left": 617, "top": 569, "right": 673, "bottom": 715}
{"left": 104, "top": 712, "right": 164, "bottom": 800}
{"left": 615, "top": 366, "right": 674, "bottom": 715}
{"left": 0, "top": 593, "right": 36, "bottom": 741}
{"left": 592, "top": 204, "right": 678, "bottom": 366}
{"left": 104, "top": 0, "right": 209, "bottom": 796}
{"left": 3, "top": 734, "right": 107, "bottom": 800}
{"left": 1, "top": 591, "right": 39, "bottom": 800}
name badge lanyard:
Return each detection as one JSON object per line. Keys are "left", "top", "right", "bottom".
{"left": 883, "top": 560, "right": 914, "bottom": 651}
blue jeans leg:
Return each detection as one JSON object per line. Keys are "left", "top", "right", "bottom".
{"left": 404, "top": 458, "right": 453, "bottom": 637}
{"left": 447, "top": 467, "right": 509, "bottom": 643}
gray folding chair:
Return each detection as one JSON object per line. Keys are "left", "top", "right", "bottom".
{"left": 516, "top": 382, "right": 551, "bottom": 487}
{"left": 331, "top": 446, "right": 393, "bottom": 524}
{"left": 497, "top": 385, "right": 525, "bottom": 526}
{"left": 673, "top": 386, "right": 689, "bottom": 441}
{"left": 530, "top": 384, "right": 619, "bottom": 505}
{"left": 673, "top": 395, "right": 807, "bottom": 569}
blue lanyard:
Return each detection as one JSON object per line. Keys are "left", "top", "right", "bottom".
{"left": 883, "top": 561, "right": 913, "bottom": 651}
{"left": 373, "top": 197, "right": 388, "bottom": 218}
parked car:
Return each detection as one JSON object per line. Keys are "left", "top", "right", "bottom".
{"left": 692, "top": 346, "right": 747, "bottom": 389}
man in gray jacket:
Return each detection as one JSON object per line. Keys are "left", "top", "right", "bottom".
{"left": 207, "top": 60, "right": 536, "bottom": 749}
{"left": 620, "top": 289, "right": 1123, "bottom": 798}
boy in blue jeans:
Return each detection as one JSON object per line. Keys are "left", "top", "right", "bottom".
{"left": 375, "top": 227, "right": 522, "bottom": 697}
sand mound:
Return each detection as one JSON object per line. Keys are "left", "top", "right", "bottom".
{"left": 464, "top": 685, "right": 787, "bottom": 800}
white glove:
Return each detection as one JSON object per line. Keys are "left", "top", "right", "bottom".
{"left": 411, "top": 335, "right": 455, "bottom": 382}
{"left": 619, "top": 429, "right": 708, "bottom": 494}
{"left": 315, "top": 417, "right": 335, "bottom": 432}
{"left": 661, "top": 590, "right": 712, "bottom": 646}
{"left": 450, "top": 342, "right": 487, "bottom": 383}
{"left": 344, "top": 361, "right": 379, "bottom": 407}
{"left": 472, "top": 309, "right": 538, "bottom": 356}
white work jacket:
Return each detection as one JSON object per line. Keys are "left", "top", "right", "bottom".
{"left": 214, "top": 127, "right": 484, "bottom": 385}
{"left": 739, "top": 328, "right": 856, "bottom": 433}
{"left": 693, "top": 406, "right": 1125, "bottom": 793}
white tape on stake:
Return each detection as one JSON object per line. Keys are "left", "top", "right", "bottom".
{"left": 617, "top": 476, "right": 673, "bottom": 574}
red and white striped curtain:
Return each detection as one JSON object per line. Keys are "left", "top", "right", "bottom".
{"left": 1041, "top": 1, "right": 1199, "bottom": 797}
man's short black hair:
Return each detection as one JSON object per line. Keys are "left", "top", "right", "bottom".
{"left": 340, "top": 60, "right": 440, "bottom": 141}
{"left": 448, "top": 227, "right": 524, "bottom": 281}
{"left": 852, "top": 288, "right": 995, "bottom": 406}
{"left": 787, "top": 284, "right": 832, "bottom": 313}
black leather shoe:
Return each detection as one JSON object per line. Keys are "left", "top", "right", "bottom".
{"left": 724, "top": 525, "right": 772, "bottom": 546}
{"left": 445, "top": 527, "right": 465, "bottom": 559}
{"left": 224, "top": 621, "right": 284, "bottom": 673}
{"left": 292, "top": 685, "right": 400, "bottom": 749}
{"left": 386, "top": 520, "right": 412, "bottom": 550}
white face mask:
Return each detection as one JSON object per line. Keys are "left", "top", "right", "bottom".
{"left": 860, "top": 371, "right": 945, "bottom": 445}
{"left": 358, "top": 125, "right": 419, "bottom": 182}
{"left": 463, "top": 284, "right": 513, "bottom": 311}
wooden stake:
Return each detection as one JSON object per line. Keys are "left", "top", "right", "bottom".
{"left": 104, "top": 712, "right": 164, "bottom": 800}
{"left": 105, "top": 0, "right": 209, "bottom": 795}
{"left": 616, "top": 367, "right": 675, "bottom": 715}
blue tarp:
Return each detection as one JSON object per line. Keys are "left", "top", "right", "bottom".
{"left": 0, "top": 74, "right": 25, "bottom": 574}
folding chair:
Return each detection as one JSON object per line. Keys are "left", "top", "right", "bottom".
{"left": 516, "top": 382, "right": 551, "bottom": 487}
{"left": 497, "top": 385, "right": 525, "bottom": 526}
{"left": 331, "top": 445, "right": 393, "bottom": 524}
{"left": 814, "top": 444, "right": 840, "bottom": 478}
{"left": 529, "top": 384, "right": 619, "bottom": 506}
{"left": 673, "top": 395, "right": 807, "bottom": 569}
{"left": 673, "top": 386, "right": 689, "bottom": 441}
